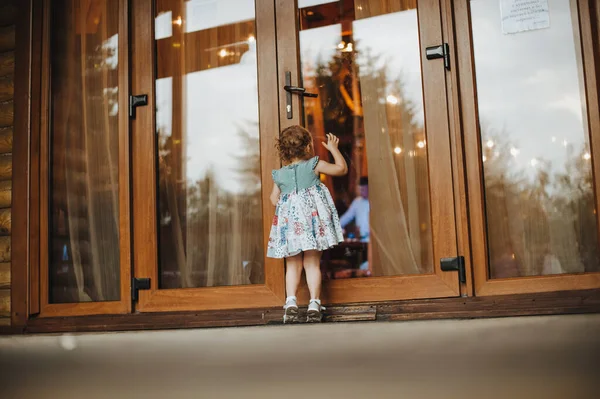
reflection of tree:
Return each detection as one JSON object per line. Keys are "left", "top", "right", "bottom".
{"left": 232, "top": 121, "right": 262, "bottom": 195}
{"left": 306, "top": 43, "right": 424, "bottom": 202}
{"left": 304, "top": 41, "right": 433, "bottom": 274}
{"left": 157, "top": 122, "right": 264, "bottom": 289}
{"left": 481, "top": 131, "right": 599, "bottom": 277}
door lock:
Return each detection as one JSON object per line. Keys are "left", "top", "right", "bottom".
{"left": 129, "top": 94, "right": 148, "bottom": 119}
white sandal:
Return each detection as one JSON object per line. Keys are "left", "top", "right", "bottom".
{"left": 307, "top": 299, "right": 325, "bottom": 323}
{"left": 283, "top": 296, "right": 299, "bottom": 324}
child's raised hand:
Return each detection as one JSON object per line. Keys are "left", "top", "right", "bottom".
{"left": 321, "top": 133, "right": 340, "bottom": 152}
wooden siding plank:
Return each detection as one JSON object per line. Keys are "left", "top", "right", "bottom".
{"left": 0, "top": 262, "right": 9, "bottom": 289}
{"left": 0, "top": 288, "right": 10, "bottom": 317}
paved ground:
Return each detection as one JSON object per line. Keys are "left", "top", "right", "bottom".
{"left": 1, "top": 314, "right": 599, "bottom": 398}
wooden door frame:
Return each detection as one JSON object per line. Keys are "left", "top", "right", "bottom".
{"left": 454, "top": 0, "right": 600, "bottom": 296}
{"left": 275, "top": 0, "right": 461, "bottom": 304}
{"left": 33, "top": 0, "right": 132, "bottom": 317}
{"left": 130, "top": 0, "right": 285, "bottom": 313}
{"left": 10, "top": 0, "right": 34, "bottom": 327}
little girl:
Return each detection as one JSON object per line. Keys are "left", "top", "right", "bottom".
{"left": 267, "top": 125, "right": 348, "bottom": 323}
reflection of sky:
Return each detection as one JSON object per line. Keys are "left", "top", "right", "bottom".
{"left": 300, "top": 24, "right": 341, "bottom": 76}
{"left": 185, "top": 0, "right": 255, "bottom": 33}
{"left": 299, "top": 0, "right": 337, "bottom": 7}
{"left": 156, "top": 0, "right": 255, "bottom": 39}
{"left": 102, "top": 34, "right": 119, "bottom": 116}
{"left": 155, "top": 1, "right": 259, "bottom": 193}
{"left": 299, "top": 9, "right": 424, "bottom": 126}
{"left": 471, "top": 0, "right": 590, "bottom": 181}
{"left": 156, "top": 60, "right": 259, "bottom": 193}
{"left": 353, "top": 11, "right": 423, "bottom": 126}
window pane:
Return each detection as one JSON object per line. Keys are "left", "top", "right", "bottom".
{"left": 49, "top": 0, "right": 121, "bottom": 303}
{"left": 155, "top": 0, "right": 264, "bottom": 288}
{"left": 470, "top": 0, "right": 600, "bottom": 278}
{"left": 299, "top": 0, "right": 434, "bottom": 279}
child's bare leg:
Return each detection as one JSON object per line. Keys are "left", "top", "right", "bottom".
{"left": 283, "top": 253, "right": 303, "bottom": 323}
{"left": 304, "top": 250, "right": 324, "bottom": 322}
{"left": 303, "top": 250, "right": 322, "bottom": 300}
{"left": 285, "top": 253, "right": 303, "bottom": 298}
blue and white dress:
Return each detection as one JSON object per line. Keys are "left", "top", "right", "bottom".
{"left": 267, "top": 156, "right": 344, "bottom": 259}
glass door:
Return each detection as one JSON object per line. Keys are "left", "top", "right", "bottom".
{"left": 38, "top": 0, "right": 132, "bottom": 317}
{"left": 274, "top": 0, "right": 462, "bottom": 304}
{"left": 130, "top": 0, "right": 285, "bottom": 312}
{"left": 455, "top": 0, "right": 600, "bottom": 296}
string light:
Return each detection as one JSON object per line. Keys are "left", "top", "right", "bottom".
{"left": 510, "top": 147, "right": 519, "bottom": 157}
{"left": 394, "top": 147, "right": 402, "bottom": 154}
{"left": 248, "top": 35, "right": 255, "bottom": 42}
{"left": 583, "top": 152, "right": 591, "bottom": 160}
{"left": 482, "top": 155, "right": 487, "bottom": 162}
{"left": 219, "top": 49, "right": 228, "bottom": 58}
{"left": 386, "top": 95, "right": 398, "bottom": 105}
{"left": 417, "top": 140, "right": 426, "bottom": 149}
{"left": 486, "top": 139, "right": 494, "bottom": 148}
{"left": 173, "top": 16, "right": 182, "bottom": 26}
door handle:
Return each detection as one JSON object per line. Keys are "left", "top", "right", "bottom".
{"left": 284, "top": 71, "right": 318, "bottom": 119}
{"left": 283, "top": 85, "right": 318, "bottom": 98}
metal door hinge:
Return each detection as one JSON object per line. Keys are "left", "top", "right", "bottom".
{"left": 131, "top": 277, "right": 151, "bottom": 301}
{"left": 440, "top": 256, "right": 466, "bottom": 283}
{"left": 129, "top": 94, "right": 148, "bottom": 119}
{"left": 426, "top": 43, "right": 450, "bottom": 71}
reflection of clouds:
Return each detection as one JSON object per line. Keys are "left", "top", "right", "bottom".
{"left": 103, "top": 87, "right": 119, "bottom": 116}
{"left": 353, "top": 11, "right": 424, "bottom": 126}
{"left": 186, "top": 0, "right": 255, "bottom": 33}
{"left": 299, "top": 0, "right": 337, "bottom": 7}
{"left": 156, "top": 77, "right": 173, "bottom": 138}
{"left": 524, "top": 68, "right": 556, "bottom": 85}
{"left": 300, "top": 24, "right": 341, "bottom": 77}
{"left": 184, "top": 53, "right": 259, "bottom": 194}
{"left": 548, "top": 95, "right": 585, "bottom": 123}
{"left": 155, "top": 11, "right": 173, "bottom": 40}
{"left": 471, "top": 0, "right": 588, "bottom": 182}
{"left": 101, "top": 34, "right": 119, "bottom": 69}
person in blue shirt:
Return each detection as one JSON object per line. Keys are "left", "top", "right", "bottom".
{"left": 340, "top": 177, "right": 370, "bottom": 272}
{"left": 340, "top": 176, "right": 370, "bottom": 242}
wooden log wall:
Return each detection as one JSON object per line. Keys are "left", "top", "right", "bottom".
{"left": 0, "top": 1, "right": 17, "bottom": 327}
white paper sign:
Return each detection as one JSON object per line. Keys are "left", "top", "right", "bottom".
{"left": 500, "top": 0, "right": 550, "bottom": 35}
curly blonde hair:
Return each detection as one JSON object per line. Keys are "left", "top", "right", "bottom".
{"left": 275, "top": 125, "right": 314, "bottom": 164}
